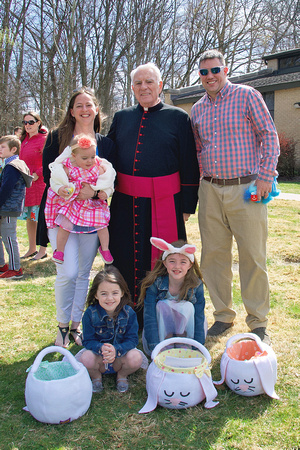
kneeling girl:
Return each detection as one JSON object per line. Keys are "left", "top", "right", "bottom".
{"left": 79, "top": 266, "right": 145, "bottom": 393}
{"left": 139, "top": 237, "right": 207, "bottom": 355}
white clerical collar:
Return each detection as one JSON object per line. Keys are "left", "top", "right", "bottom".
{"left": 142, "top": 98, "right": 161, "bottom": 112}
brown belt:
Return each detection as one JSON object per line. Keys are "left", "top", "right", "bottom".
{"left": 203, "top": 175, "right": 257, "bottom": 186}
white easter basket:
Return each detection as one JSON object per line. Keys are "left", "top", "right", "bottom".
{"left": 139, "top": 337, "right": 218, "bottom": 413}
{"left": 24, "top": 346, "right": 93, "bottom": 424}
{"left": 214, "top": 333, "right": 279, "bottom": 399}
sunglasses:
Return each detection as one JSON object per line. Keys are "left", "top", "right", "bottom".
{"left": 22, "top": 120, "right": 37, "bottom": 126}
{"left": 199, "top": 66, "right": 224, "bottom": 76}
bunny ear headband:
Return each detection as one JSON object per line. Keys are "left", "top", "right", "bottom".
{"left": 150, "top": 237, "right": 196, "bottom": 263}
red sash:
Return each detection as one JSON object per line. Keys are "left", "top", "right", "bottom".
{"left": 116, "top": 172, "right": 181, "bottom": 266}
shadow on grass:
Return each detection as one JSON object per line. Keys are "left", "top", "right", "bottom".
{"left": 0, "top": 342, "right": 277, "bottom": 450}
{"left": 19, "top": 257, "right": 57, "bottom": 280}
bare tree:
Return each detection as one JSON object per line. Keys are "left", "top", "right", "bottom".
{"left": 259, "top": 0, "right": 300, "bottom": 53}
{"left": 0, "top": 0, "right": 31, "bottom": 134}
{"left": 0, "top": 0, "right": 299, "bottom": 135}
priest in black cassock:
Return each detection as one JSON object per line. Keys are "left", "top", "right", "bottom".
{"left": 108, "top": 62, "right": 199, "bottom": 327}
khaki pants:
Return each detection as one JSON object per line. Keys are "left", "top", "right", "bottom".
{"left": 198, "top": 180, "right": 269, "bottom": 330}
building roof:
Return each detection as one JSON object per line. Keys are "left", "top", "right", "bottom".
{"left": 242, "top": 71, "right": 300, "bottom": 92}
{"left": 167, "top": 48, "right": 300, "bottom": 105}
{"left": 263, "top": 47, "right": 300, "bottom": 61}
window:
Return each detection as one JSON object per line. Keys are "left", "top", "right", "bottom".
{"left": 279, "top": 56, "right": 300, "bottom": 70}
{"left": 263, "top": 92, "right": 274, "bottom": 119}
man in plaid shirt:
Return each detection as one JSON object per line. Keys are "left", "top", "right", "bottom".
{"left": 191, "top": 49, "right": 280, "bottom": 344}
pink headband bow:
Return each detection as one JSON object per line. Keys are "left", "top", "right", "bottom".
{"left": 71, "top": 136, "right": 95, "bottom": 152}
{"left": 150, "top": 237, "right": 196, "bottom": 263}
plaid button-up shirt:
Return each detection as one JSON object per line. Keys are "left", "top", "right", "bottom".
{"left": 191, "top": 81, "right": 280, "bottom": 182}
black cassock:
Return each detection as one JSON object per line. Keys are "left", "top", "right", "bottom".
{"left": 108, "top": 102, "right": 199, "bottom": 326}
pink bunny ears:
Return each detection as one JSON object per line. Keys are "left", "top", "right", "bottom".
{"left": 150, "top": 237, "right": 196, "bottom": 263}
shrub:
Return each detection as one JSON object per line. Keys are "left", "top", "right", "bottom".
{"left": 277, "top": 133, "right": 297, "bottom": 179}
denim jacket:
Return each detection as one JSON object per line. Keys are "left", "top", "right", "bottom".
{"left": 143, "top": 275, "right": 206, "bottom": 353}
{"left": 82, "top": 303, "right": 139, "bottom": 357}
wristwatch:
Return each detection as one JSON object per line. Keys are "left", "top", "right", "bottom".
{"left": 92, "top": 190, "right": 100, "bottom": 199}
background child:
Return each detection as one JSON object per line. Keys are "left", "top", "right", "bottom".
{"left": 45, "top": 134, "right": 116, "bottom": 264}
{"left": 0, "top": 135, "right": 33, "bottom": 279}
{"left": 138, "top": 237, "right": 207, "bottom": 355}
{"left": 13, "top": 126, "right": 22, "bottom": 139}
{"left": 77, "top": 266, "right": 145, "bottom": 393}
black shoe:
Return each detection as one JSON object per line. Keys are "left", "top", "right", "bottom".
{"left": 55, "top": 326, "right": 69, "bottom": 348}
{"left": 251, "top": 327, "right": 271, "bottom": 345}
{"left": 207, "top": 321, "right": 233, "bottom": 336}
{"left": 21, "top": 251, "right": 37, "bottom": 259}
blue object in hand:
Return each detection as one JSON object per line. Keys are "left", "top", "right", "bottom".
{"left": 244, "top": 177, "right": 281, "bottom": 204}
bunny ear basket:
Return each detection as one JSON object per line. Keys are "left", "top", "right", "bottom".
{"left": 139, "top": 338, "right": 219, "bottom": 413}
{"left": 213, "top": 333, "right": 279, "bottom": 399}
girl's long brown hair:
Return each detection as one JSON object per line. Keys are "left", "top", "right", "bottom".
{"left": 86, "top": 266, "right": 133, "bottom": 320}
{"left": 138, "top": 240, "right": 203, "bottom": 307}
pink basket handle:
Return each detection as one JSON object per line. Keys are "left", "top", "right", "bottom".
{"left": 151, "top": 337, "right": 211, "bottom": 364}
{"left": 29, "top": 346, "right": 83, "bottom": 374}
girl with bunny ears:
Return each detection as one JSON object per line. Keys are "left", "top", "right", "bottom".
{"left": 138, "top": 237, "right": 207, "bottom": 355}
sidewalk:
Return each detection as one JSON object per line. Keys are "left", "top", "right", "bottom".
{"left": 277, "top": 192, "right": 300, "bottom": 201}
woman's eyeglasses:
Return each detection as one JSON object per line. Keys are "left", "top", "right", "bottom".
{"left": 22, "top": 120, "right": 37, "bottom": 126}
{"left": 199, "top": 66, "right": 224, "bottom": 76}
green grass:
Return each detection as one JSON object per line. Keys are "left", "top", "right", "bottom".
{"left": 278, "top": 180, "right": 300, "bottom": 194}
{"left": 0, "top": 191, "right": 299, "bottom": 449}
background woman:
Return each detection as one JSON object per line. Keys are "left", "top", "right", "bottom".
{"left": 41, "top": 87, "right": 115, "bottom": 348}
{"left": 19, "top": 111, "right": 48, "bottom": 260}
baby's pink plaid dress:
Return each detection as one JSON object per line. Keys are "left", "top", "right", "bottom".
{"left": 45, "top": 158, "right": 110, "bottom": 233}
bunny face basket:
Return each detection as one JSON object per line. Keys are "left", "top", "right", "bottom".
{"left": 24, "top": 346, "right": 93, "bottom": 424}
{"left": 139, "top": 337, "right": 218, "bottom": 413}
{"left": 214, "top": 333, "right": 279, "bottom": 399}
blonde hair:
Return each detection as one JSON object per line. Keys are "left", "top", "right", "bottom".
{"left": 138, "top": 240, "right": 203, "bottom": 307}
{"left": 70, "top": 133, "right": 96, "bottom": 155}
